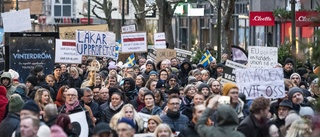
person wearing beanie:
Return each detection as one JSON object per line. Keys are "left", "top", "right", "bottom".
{"left": 285, "top": 111, "right": 302, "bottom": 128}
{"left": 299, "top": 106, "right": 314, "bottom": 119}
{"left": 296, "top": 67, "right": 308, "bottom": 83}
{"left": 50, "top": 125, "right": 67, "bottom": 137}
{"left": 31, "top": 65, "right": 44, "bottom": 76}
{"left": 149, "top": 71, "right": 158, "bottom": 80}
{"left": 92, "top": 122, "right": 112, "bottom": 137}
{"left": 290, "top": 73, "right": 301, "bottom": 87}
{"left": 198, "top": 83, "right": 211, "bottom": 99}
{"left": 188, "top": 76, "right": 197, "bottom": 85}
{"left": 310, "top": 78, "right": 320, "bottom": 98}
{"left": 156, "top": 79, "right": 166, "bottom": 93}
{"left": 0, "top": 86, "right": 8, "bottom": 122}
{"left": 1, "top": 72, "right": 16, "bottom": 99}
{"left": 216, "top": 63, "right": 224, "bottom": 77}
{"left": 283, "top": 58, "right": 294, "bottom": 79}
{"left": 52, "top": 64, "right": 68, "bottom": 92}
{"left": 222, "top": 82, "right": 247, "bottom": 122}
{"left": 117, "top": 117, "right": 136, "bottom": 137}
{"left": 140, "top": 91, "right": 163, "bottom": 116}
{"left": 197, "top": 64, "right": 204, "bottom": 71}
{"left": 141, "top": 60, "right": 156, "bottom": 81}
{"left": 269, "top": 100, "right": 293, "bottom": 131}
{"left": 146, "top": 115, "right": 163, "bottom": 133}
{"left": 0, "top": 94, "right": 24, "bottom": 137}
{"left": 287, "top": 87, "right": 305, "bottom": 113}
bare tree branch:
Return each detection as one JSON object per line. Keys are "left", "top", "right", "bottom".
{"left": 135, "top": 4, "right": 157, "bottom": 15}
{"left": 92, "top": 0, "right": 103, "bottom": 7}
{"left": 92, "top": 5, "right": 107, "bottom": 20}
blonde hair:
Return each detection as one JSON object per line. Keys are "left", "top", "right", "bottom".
{"left": 285, "top": 119, "right": 311, "bottom": 137}
{"left": 68, "top": 67, "right": 79, "bottom": 78}
{"left": 34, "top": 88, "right": 54, "bottom": 111}
{"left": 109, "top": 104, "right": 144, "bottom": 131}
{"left": 154, "top": 123, "right": 173, "bottom": 137}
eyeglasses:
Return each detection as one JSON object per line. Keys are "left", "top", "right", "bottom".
{"left": 66, "top": 94, "right": 77, "bottom": 97}
{"left": 169, "top": 102, "right": 180, "bottom": 106}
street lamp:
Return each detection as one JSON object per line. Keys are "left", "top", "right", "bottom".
{"left": 291, "top": 0, "right": 296, "bottom": 71}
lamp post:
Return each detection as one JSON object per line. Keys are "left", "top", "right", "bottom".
{"left": 16, "top": 0, "right": 19, "bottom": 11}
{"left": 291, "top": 0, "right": 296, "bottom": 71}
{"left": 88, "top": 0, "right": 90, "bottom": 25}
{"left": 122, "top": 0, "right": 125, "bottom": 26}
{"left": 217, "top": 0, "right": 221, "bottom": 63}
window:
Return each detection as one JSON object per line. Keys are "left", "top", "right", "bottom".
{"left": 54, "top": 0, "right": 72, "bottom": 17}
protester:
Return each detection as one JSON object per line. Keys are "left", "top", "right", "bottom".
{"left": 1, "top": 71, "right": 16, "bottom": 98}
{"left": 116, "top": 117, "right": 136, "bottom": 137}
{"left": 81, "top": 87, "right": 100, "bottom": 118}
{"left": 140, "top": 91, "right": 163, "bottom": 116}
{"left": 20, "top": 116, "right": 41, "bottom": 137}
{"left": 130, "top": 87, "right": 148, "bottom": 111}
{"left": 283, "top": 58, "right": 294, "bottom": 79}
{"left": 100, "top": 90, "right": 125, "bottom": 123}
{"left": 55, "top": 114, "right": 77, "bottom": 136}
{"left": 0, "top": 86, "right": 8, "bottom": 122}
{"left": 145, "top": 115, "right": 162, "bottom": 133}
{"left": 43, "top": 104, "right": 58, "bottom": 127}
{"left": 92, "top": 122, "right": 112, "bottom": 137}
{"left": 154, "top": 123, "right": 173, "bottom": 137}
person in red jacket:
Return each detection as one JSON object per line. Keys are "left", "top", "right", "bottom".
{"left": 0, "top": 86, "right": 8, "bottom": 122}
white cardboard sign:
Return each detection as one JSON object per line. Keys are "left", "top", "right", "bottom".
{"left": 2, "top": 9, "right": 32, "bottom": 32}
{"left": 69, "top": 111, "right": 88, "bottom": 137}
{"left": 121, "top": 25, "right": 136, "bottom": 33}
{"left": 121, "top": 32, "right": 147, "bottom": 53}
{"left": 154, "top": 32, "right": 166, "bottom": 49}
{"left": 235, "top": 68, "right": 285, "bottom": 99}
{"left": 55, "top": 39, "right": 82, "bottom": 64}
{"left": 248, "top": 46, "right": 278, "bottom": 68}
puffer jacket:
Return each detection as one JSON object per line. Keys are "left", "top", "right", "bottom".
{"left": 0, "top": 112, "right": 20, "bottom": 137}
{"left": 140, "top": 106, "right": 163, "bottom": 116}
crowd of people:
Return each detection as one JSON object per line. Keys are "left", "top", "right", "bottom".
{"left": 0, "top": 55, "right": 319, "bottom": 137}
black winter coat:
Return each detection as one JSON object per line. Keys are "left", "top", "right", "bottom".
{"left": 178, "top": 122, "right": 200, "bottom": 137}
{"left": 0, "top": 113, "right": 20, "bottom": 137}
{"left": 99, "top": 104, "right": 124, "bottom": 123}
{"left": 237, "top": 113, "right": 269, "bottom": 137}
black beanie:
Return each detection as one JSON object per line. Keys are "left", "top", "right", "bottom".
{"left": 216, "top": 63, "right": 224, "bottom": 69}
{"left": 21, "top": 100, "right": 40, "bottom": 114}
{"left": 26, "top": 75, "right": 38, "bottom": 87}
{"left": 156, "top": 80, "right": 166, "bottom": 89}
{"left": 284, "top": 58, "right": 294, "bottom": 66}
{"left": 33, "top": 65, "right": 44, "bottom": 74}
{"left": 288, "top": 87, "right": 304, "bottom": 102}
{"left": 297, "top": 68, "right": 308, "bottom": 77}
{"left": 168, "top": 87, "right": 180, "bottom": 95}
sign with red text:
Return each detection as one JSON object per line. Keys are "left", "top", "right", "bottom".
{"left": 248, "top": 46, "right": 278, "bottom": 68}
{"left": 55, "top": 39, "right": 82, "bottom": 64}
{"left": 121, "top": 32, "right": 147, "bottom": 53}
{"left": 235, "top": 68, "right": 285, "bottom": 99}
{"left": 296, "top": 11, "right": 320, "bottom": 27}
{"left": 249, "top": 12, "right": 275, "bottom": 26}
{"left": 154, "top": 32, "right": 166, "bottom": 49}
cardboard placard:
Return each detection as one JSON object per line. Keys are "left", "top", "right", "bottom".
{"left": 59, "top": 25, "right": 108, "bottom": 40}
{"left": 156, "top": 49, "right": 176, "bottom": 62}
{"left": 248, "top": 46, "right": 278, "bottom": 68}
{"left": 154, "top": 32, "right": 166, "bottom": 49}
{"left": 222, "top": 60, "right": 247, "bottom": 83}
{"left": 121, "top": 32, "right": 147, "bottom": 53}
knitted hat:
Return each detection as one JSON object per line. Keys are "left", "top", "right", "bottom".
{"left": 197, "top": 64, "right": 204, "bottom": 69}
{"left": 168, "top": 87, "right": 180, "bottom": 95}
{"left": 108, "top": 61, "right": 117, "bottom": 70}
{"left": 93, "top": 122, "right": 111, "bottom": 135}
{"left": 299, "top": 107, "right": 315, "bottom": 117}
{"left": 288, "top": 87, "right": 304, "bottom": 102}
{"left": 21, "top": 100, "right": 41, "bottom": 114}
{"left": 198, "top": 83, "right": 210, "bottom": 92}
{"left": 296, "top": 68, "right": 308, "bottom": 77}
{"left": 146, "top": 60, "right": 153, "bottom": 66}
{"left": 284, "top": 58, "right": 294, "bottom": 66}
{"left": 216, "top": 63, "right": 224, "bottom": 69}
{"left": 148, "top": 115, "right": 162, "bottom": 125}
{"left": 188, "top": 76, "right": 197, "bottom": 84}
{"left": 285, "top": 112, "right": 302, "bottom": 128}
{"left": 118, "top": 117, "right": 135, "bottom": 128}
{"left": 149, "top": 71, "right": 158, "bottom": 76}
{"left": 290, "top": 73, "right": 301, "bottom": 81}
{"left": 38, "top": 124, "right": 51, "bottom": 137}
{"left": 54, "top": 65, "right": 61, "bottom": 70}
{"left": 50, "top": 125, "right": 67, "bottom": 137}
{"left": 222, "top": 83, "right": 238, "bottom": 96}
{"left": 156, "top": 80, "right": 166, "bottom": 89}
{"left": 26, "top": 75, "right": 38, "bottom": 87}
{"left": 33, "top": 65, "right": 44, "bottom": 74}
{"left": 8, "top": 94, "right": 24, "bottom": 113}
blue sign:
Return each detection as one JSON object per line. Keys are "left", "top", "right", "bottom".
{"left": 0, "top": 28, "right": 3, "bottom": 44}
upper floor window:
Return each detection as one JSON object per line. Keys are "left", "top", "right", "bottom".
{"left": 54, "top": 0, "right": 72, "bottom": 17}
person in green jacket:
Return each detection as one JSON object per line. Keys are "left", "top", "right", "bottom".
{"left": 197, "top": 95, "right": 245, "bottom": 137}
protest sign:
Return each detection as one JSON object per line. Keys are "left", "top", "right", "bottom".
{"left": 248, "top": 46, "right": 278, "bottom": 68}
{"left": 154, "top": 33, "right": 166, "bottom": 49}
{"left": 174, "top": 48, "right": 192, "bottom": 62}
{"left": 69, "top": 111, "right": 88, "bottom": 137}
{"left": 138, "top": 112, "right": 151, "bottom": 128}
{"left": 122, "top": 25, "right": 136, "bottom": 33}
{"left": 2, "top": 9, "right": 32, "bottom": 32}
{"left": 156, "top": 49, "right": 176, "bottom": 63}
{"left": 59, "top": 25, "right": 108, "bottom": 40}
{"left": 121, "top": 32, "right": 147, "bottom": 53}
{"left": 222, "top": 60, "right": 247, "bottom": 83}
{"left": 134, "top": 133, "right": 154, "bottom": 137}
{"left": 76, "top": 30, "right": 118, "bottom": 59}
{"left": 235, "top": 68, "right": 285, "bottom": 99}
{"left": 55, "top": 39, "right": 82, "bottom": 64}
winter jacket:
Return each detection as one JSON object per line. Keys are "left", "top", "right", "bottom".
{"left": 53, "top": 75, "right": 68, "bottom": 92}
{"left": 206, "top": 66, "right": 217, "bottom": 79}
{"left": 45, "top": 116, "right": 57, "bottom": 127}
{"left": 160, "top": 113, "right": 189, "bottom": 131}
{"left": 140, "top": 106, "right": 163, "bottom": 116}
{"left": 68, "top": 76, "right": 82, "bottom": 89}
{"left": 178, "top": 122, "right": 200, "bottom": 137}
{"left": 99, "top": 103, "right": 124, "bottom": 124}
{"left": 178, "top": 61, "right": 192, "bottom": 86}
{"left": 85, "top": 101, "right": 100, "bottom": 118}
{"left": 0, "top": 86, "right": 8, "bottom": 122}
{"left": 1, "top": 72, "right": 16, "bottom": 99}
{"left": 14, "top": 87, "right": 30, "bottom": 102}
{"left": 197, "top": 105, "right": 245, "bottom": 137}
{"left": 59, "top": 103, "right": 94, "bottom": 136}
{"left": 283, "top": 69, "right": 293, "bottom": 79}
{"left": 130, "top": 97, "right": 145, "bottom": 112}
{"left": 237, "top": 113, "right": 269, "bottom": 137}
{"left": 0, "top": 112, "right": 20, "bottom": 137}
{"left": 123, "top": 78, "right": 138, "bottom": 102}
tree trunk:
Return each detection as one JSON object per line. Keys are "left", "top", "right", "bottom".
{"left": 223, "top": 0, "right": 235, "bottom": 58}
{"left": 132, "top": 0, "right": 146, "bottom": 31}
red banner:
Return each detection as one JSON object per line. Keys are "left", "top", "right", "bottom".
{"left": 249, "top": 12, "right": 275, "bottom": 26}
{"left": 296, "top": 11, "right": 320, "bottom": 27}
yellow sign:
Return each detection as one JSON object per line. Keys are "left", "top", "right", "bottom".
{"left": 59, "top": 25, "right": 108, "bottom": 40}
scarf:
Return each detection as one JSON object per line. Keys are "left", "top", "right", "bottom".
{"left": 166, "top": 109, "right": 180, "bottom": 119}
{"left": 137, "top": 98, "right": 145, "bottom": 112}
{"left": 110, "top": 101, "right": 124, "bottom": 111}
{"left": 65, "top": 100, "right": 80, "bottom": 113}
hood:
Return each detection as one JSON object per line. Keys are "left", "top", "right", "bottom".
{"left": 180, "top": 61, "right": 192, "bottom": 73}
{"left": 15, "top": 87, "right": 26, "bottom": 96}
{"left": 0, "top": 86, "right": 6, "bottom": 96}
{"left": 216, "top": 104, "right": 239, "bottom": 128}
{"left": 1, "top": 72, "right": 12, "bottom": 87}
{"left": 123, "top": 78, "right": 136, "bottom": 91}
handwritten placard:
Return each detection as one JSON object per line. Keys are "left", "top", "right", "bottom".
{"left": 154, "top": 33, "right": 166, "bottom": 49}
{"left": 138, "top": 112, "right": 151, "bottom": 128}
{"left": 2, "top": 9, "right": 32, "bottom": 32}
{"left": 248, "top": 46, "right": 278, "bottom": 68}
{"left": 235, "top": 68, "right": 285, "bottom": 99}
{"left": 55, "top": 39, "right": 82, "bottom": 64}
{"left": 122, "top": 25, "right": 136, "bottom": 33}
{"left": 156, "top": 49, "right": 176, "bottom": 62}
{"left": 222, "top": 60, "right": 247, "bottom": 84}
{"left": 76, "top": 30, "right": 118, "bottom": 59}
{"left": 121, "top": 32, "right": 147, "bottom": 53}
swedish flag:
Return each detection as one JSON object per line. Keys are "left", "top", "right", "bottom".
{"left": 125, "top": 53, "right": 136, "bottom": 67}
{"left": 199, "top": 50, "right": 215, "bottom": 67}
